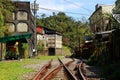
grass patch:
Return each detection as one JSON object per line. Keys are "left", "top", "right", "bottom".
{"left": 62, "top": 46, "right": 71, "bottom": 56}
{"left": 0, "top": 60, "right": 35, "bottom": 80}
{"left": 0, "top": 55, "right": 63, "bottom": 80}
{"left": 35, "top": 55, "right": 63, "bottom": 60}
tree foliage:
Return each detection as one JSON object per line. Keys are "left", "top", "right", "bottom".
{"left": 0, "top": 0, "right": 15, "bottom": 21}
{"left": 111, "top": 0, "right": 120, "bottom": 29}
{"left": 113, "top": 0, "right": 120, "bottom": 14}
{"left": 0, "top": 0, "right": 14, "bottom": 37}
{"left": 36, "top": 12, "right": 93, "bottom": 49}
{"left": 0, "top": 12, "right": 4, "bottom": 27}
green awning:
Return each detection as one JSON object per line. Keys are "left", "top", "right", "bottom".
{"left": 0, "top": 33, "right": 32, "bottom": 43}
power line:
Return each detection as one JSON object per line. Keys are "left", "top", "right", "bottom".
{"left": 37, "top": 12, "right": 89, "bottom": 21}
{"left": 63, "top": 0, "right": 93, "bottom": 14}
{"left": 39, "top": 7, "right": 90, "bottom": 16}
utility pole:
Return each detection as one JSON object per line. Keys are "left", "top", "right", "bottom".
{"left": 31, "top": 0, "right": 39, "bottom": 55}
{"left": 78, "top": 26, "right": 80, "bottom": 54}
{"left": 76, "top": 24, "right": 81, "bottom": 55}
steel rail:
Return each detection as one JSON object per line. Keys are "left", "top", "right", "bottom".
{"left": 77, "top": 61, "right": 87, "bottom": 80}
{"left": 41, "top": 65, "right": 62, "bottom": 80}
{"left": 33, "top": 59, "right": 53, "bottom": 80}
{"left": 42, "top": 59, "right": 74, "bottom": 80}
{"left": 58, "top": 58, "right": 78, "bottom": 80}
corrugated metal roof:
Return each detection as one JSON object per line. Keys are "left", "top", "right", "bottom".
{"left": 0, "top": 33, "right": 32, "bottom": 43}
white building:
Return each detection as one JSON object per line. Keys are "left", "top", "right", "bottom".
{"left": 37, "top": 26, "right": 62, "bottom": 55}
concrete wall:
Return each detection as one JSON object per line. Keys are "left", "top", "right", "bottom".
{"left": 55, "top": 48, "right": 62, "bottom": 55}
{"left": 89, "top": 4, "right": 115, "bottom": 33}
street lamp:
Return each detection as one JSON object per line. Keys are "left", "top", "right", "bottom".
{"left": 31, "top": 0, "right": 39, "bottom": 55}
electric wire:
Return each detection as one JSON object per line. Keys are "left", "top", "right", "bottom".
{"left": 39, "top": 7, "right": 90, "bottom": 16}
{"left": 63, "top": 0, "right": 93, "bottom": 14}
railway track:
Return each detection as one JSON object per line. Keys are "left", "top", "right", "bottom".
{"left": 32, "top": 58, "right": 87, "bottom": 80}
{"left": 41, "top": 59, "right": 74, "bottom": 80}
{"left": 33, "top": 59, "right": 53, "bottom": 80}
{"left": 76, "top": 61, "right": 87, "bottom": 80}
{"left": 58, "top": 58, "right": 78, "bottom": 80}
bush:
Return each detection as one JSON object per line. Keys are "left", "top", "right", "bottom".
{"left": 37, "top": 45, "right": 43, "bottom": 51}
{"left": 100, "top": 61, "right": 120, "bottom": 80}
{"left": 87, "top": 53, "right": 97, "bottom": 65}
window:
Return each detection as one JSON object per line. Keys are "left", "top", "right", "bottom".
{"left": 8, "top": 23, "right": 15, "bottom": 32}
{"left": 17, "top": 11, "right": 28, "bottom": 20}
{"left": 17, "top": 23, "right": 28, "bottom": 32}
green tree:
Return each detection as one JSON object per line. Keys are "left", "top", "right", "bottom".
{"left": 113, "top": 0, "right": 120, "bottom": 14}
{"left": 0, "top": 0, "right": 14, "bottom": 37}
{"left": 0, "top": 12, "right": 4, "bottom": 36}
{"left": 36, "top": 12, "right": 92, "bottom": 50}
{"left": 0, "top": 12, "right": 4, "bottom": 27}
{"left": 0, "top": 0, "right": 14, "bottom": 21}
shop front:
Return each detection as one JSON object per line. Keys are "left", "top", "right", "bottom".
{"left": 0, "top": 33, "right": 32, "bottom": 60}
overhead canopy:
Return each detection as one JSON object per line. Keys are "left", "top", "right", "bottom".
{"left": 95, "top": 29, "right": 116, "bottom": 35}
{"left": 0, "top": 33, "right": 32, "bottom": 43}
{"left": 95, "top": 29, "right": 116, "bottom": 42}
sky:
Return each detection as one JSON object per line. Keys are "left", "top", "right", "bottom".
{"left": 20, "top": 0, "right": 115, "bottom": 21}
